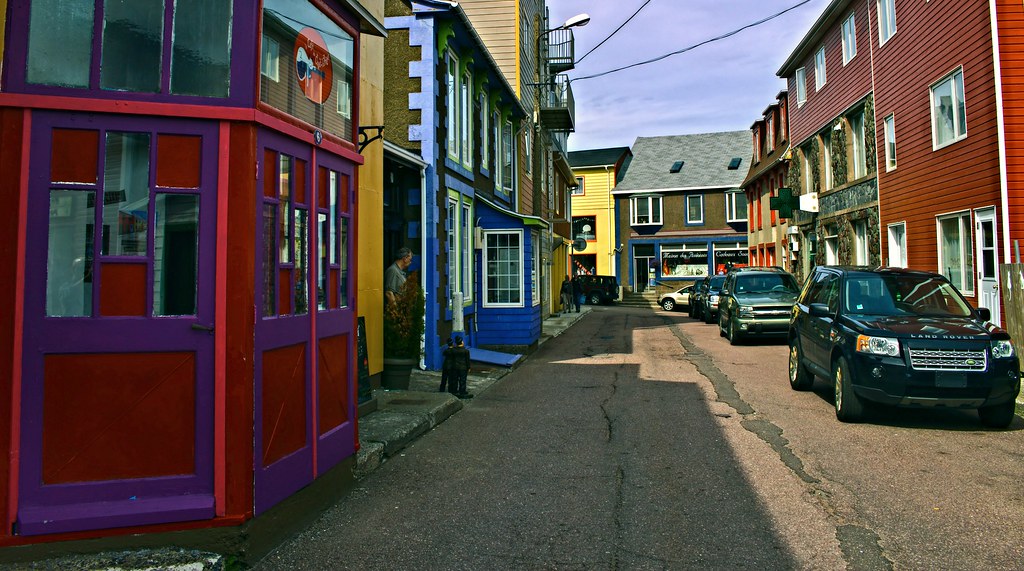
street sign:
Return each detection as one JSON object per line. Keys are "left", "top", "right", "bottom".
{"left": 769, "top": 187, "right": 799, "bottom": 218}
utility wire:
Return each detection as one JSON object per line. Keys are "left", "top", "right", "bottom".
{"left": 572, "top": 0, "right": 816, "bottom": 82}
{"left": 575, "top": 0, "right": 654, "bottom": 64}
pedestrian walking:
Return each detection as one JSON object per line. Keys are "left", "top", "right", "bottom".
{"left": 438, "top": 337, "right": 455, "bottom": 393}
{"left": 451, "top": 336, "right": 473, "bottom": 399}
{"left": 559, "top": 275, "right": 572, "bottom": 313}
{"left": 571, "top": 276, "right": 583, "bottom": 312}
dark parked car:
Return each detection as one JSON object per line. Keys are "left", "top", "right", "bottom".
{"left": 718, "top": 267, "right": 800, "bottom": 344}
{"left": 693, "top": 275, "right": 727, "bottom": 323}
{"left": 659, "top": 284, "right": 695, "bottom": 312}
{"left": 788, "top": 266, "right": 1020, "bottom": 427}
{"left": 578, "top": 275, "right": 618, "bottom": 305}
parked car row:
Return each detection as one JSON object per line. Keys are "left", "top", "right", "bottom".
{"left": 657, "top": 265, "right": 1020, "bottom": 428}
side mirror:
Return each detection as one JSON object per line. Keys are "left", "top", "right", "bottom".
{"left": 809, "top": 303, "right": 831, "bottom": 317}
{"left": 976, "top": 307, "right": 992, "bottom": 322}
{"left": 720, "top": 288, "right": 730, "bottom": 295}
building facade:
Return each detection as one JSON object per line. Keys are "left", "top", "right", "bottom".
{"left": 0, "top": 0, "right": 385, "bottom": 545}
{"left": 742, "top": 92, "right": 793, "bottom": 277}
{"left": 568, "top": 147, "right": 633, "bottom": 279}
{"left": 613, "top": 132, "right": 750, "bottom": 293}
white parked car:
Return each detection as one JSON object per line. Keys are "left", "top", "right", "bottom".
{"left": 659, "top": 284, "right": 695, "bottom": 312}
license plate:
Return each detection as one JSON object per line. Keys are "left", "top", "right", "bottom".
{"left": 935, "top": 372, "right": 968, "bottom": 388}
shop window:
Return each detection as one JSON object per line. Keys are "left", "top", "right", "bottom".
{"left": 260, "top": 0, "right": 355, "bottom": 142}
{"left": 262, "top": 150, "right": 312, "bottom": 317}
{"left": 26, "top": 0, "right": 232, "bottom": 97}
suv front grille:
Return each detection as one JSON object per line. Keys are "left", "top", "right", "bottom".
{"left": 752, "top": 306, "right": 792, "bottom": 318}
{"left": 908, "top": 348, "right": 987, "bottom": 372}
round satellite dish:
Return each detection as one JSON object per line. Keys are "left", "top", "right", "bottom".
{"left": 573, "top": 238, "right": 587, "bottom": 252}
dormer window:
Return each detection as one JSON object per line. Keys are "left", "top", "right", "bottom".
{"left": 670, "top": 161, "right": 684, "bottom": 173}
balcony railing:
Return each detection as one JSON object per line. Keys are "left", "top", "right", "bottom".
{"left": 545, "top": 28, "right": 576, "bottom": 74}
{"left": 539, "top": 74, "right": 575, "bottom": 132}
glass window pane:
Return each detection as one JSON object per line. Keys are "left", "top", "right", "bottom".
{"left": 339, "top": 218, "right": 349, "bottom": 308}
{"left": 262, "top": 204, "right": 276, "bottom": 317}
{"left": 279, "top": 154, "right": 291, "bottom": 263}
{"left": 28, "top": 0, "right": 94, "bottom": 87}
{"left": 293, "top": 208, "right": 308, "bottom": 314}
{"left": 329, "top": 171, "right": 338, "bottom": 264}
{"left": 261, "top": 35, "right": 280, "bottom": 81}
{"left": 954, "top": 71, "right": 966, "bottom": 137}
{"left": 318, "top": 211, "right": 328, "bottom": 310}
{"left": 171, "top": 0, "right": 232, "bottom": 97}
{"left": 101, "top": 0, "right": 165, "bottom": 93}
{"left": 933, "top": 78, "right": 955, "bottom": 145}
{"left": 47, "top": 190, "right": 95, "bottom": 316}
{"left": 103, "top": 132, "right": 151, "bottom": 256}
{"left": 153, "top": 193, "right": 198, "bottom": 315}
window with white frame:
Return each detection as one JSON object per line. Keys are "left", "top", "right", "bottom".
{"left": 447, "top": 197, "right": 458, "bottom": 304}
{"left": 481, "top": 94, "right": 490, "bottom": 172}
{"left": 461, "top": 203, "right": 473, "bottom": 303}
{"left": 931, "top": 68, "right": 967, "bottom": 149}
{"left": 853, "top": 219, "right": 868, "bottom": 265}
{"left": 815, "top": 47, "right": 827, "bottom": 90}
{"left": 823, "top": 225, "right": 839, "bottom": 265}
{"left": 938, "top": 211, "right": 974, "bottom": 294}
{"left": 795, "top": 67, "right": 807, "bottom": 105}
{"left": 850, "top": 111, "right": 866, "bottom": 179}
{"left": 447, "top": 53, "right": 459, "bottom": 160}
{"left": 725, "top": 190, "right": 747, "bottom": 223}
{"left": 821, "top": 132, "right": 833, "bottom": 190}
{"left": 502, "top": 120, "right": 514, "bottom": 193}
{"left": 766, "top": 115, "right": 775, "bottom": 152}
{"left": 842, "top": 13, "right": 856, "bottom": 64}
{"left": 492, "top": 110, "right": 500, "bottom": 184}
{"left": 531, "top": 231, "right": 540, "bottom": 306}
{"left": 460, "top": 70, "right": 472, "bottom": 169}
{"left": 336, "top": 80, "right": 351, "bottom": 119}
{"left": 572, "top": 176, "right": 584, "bottom": 195}
{"left": 802, "top": 145, "right": 813, "bottom": 193}
{"left": 878, "top": 0, "right": 896, "bottom": 45}
{"left": 261, "top": 36, "right": 279, "bottom": 81}
{"left": 524, "top": 129, "right": 532, "bottom": 175}
{"left": 686, "top": 194, "right": 704, "bottom": 224}
{"left": 887, "top": 222, "right": 907, "bottom": 267}
{"left": 884, "top": 114, "right": 897, "bottom": 170}
{"left": 483, "top": 230, "right": 522, "bottom": 306}
{"left": 630, "top": 195, "right": 662, "bottom": 225}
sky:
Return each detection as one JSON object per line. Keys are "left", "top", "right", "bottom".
{"left": 548, "top": 0, "right": 833, "bottom": 151}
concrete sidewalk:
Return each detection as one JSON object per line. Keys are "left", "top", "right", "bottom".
{"left": 355, "top": 305, "right": 591, "bottom": 478}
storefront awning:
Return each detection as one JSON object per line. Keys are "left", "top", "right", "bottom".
{"left": 475, "top": 195, "right": 550, "bottom": 229}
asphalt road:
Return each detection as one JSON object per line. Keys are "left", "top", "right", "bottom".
{"left": 255, "top": 305, "right": 1024, "bottom": 570}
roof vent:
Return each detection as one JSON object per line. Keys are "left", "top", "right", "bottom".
{"left": 670, "top": 161, "right": 684, "bottom": 173}
{"left": 728, "top": 157, "right": 742, "bottom": 170}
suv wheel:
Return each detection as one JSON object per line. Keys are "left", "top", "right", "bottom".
{"left": 661, "top": 298, "right": 675, "bottom": 311}
{"left": 728, "top": 318, "right": 741, "bottom": 346}
{"left": 588, "top": 292, "right": 602, "bottom": 305}
{"left": 833, "top": 356, "right": 864, "bottom": 422}
{"left": 703, "top": 308, "right": 715, "bottom": 324}
{"left": 788, "top": 340, "right": 813, "bottom": 391}
{"left": 978, "top": 401, "right": 1016, "bottom": 428}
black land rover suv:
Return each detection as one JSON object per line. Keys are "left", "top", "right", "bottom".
{"left": 788, "top": 266, "right": 1020, "bottom": 427}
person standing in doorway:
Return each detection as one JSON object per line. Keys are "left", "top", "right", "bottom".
{"left": 571, "top": 276, "right": 583, "bottom": 312}
{"left": 560, "top": 275, "right": 572, "bottom": 313}
{"left": 384, "top": 247, "right": 413, "bottom": 305}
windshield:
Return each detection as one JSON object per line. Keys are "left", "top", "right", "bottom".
{"left": 708, "top": 276, "right": 726, "bottom": 289}
{"left": 843, "top": 274, "right": 974, "bottom": 318}
{"left": 734, "top": 273, "right": 799, "bottom": 294}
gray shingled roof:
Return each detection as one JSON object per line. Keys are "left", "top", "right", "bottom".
{"left": 613, "top": 131, "right": 750, "bottom": 193}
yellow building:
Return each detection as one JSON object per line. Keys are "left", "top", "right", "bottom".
{"left": 567, "top": 148, "right": 633, "bottom": 279}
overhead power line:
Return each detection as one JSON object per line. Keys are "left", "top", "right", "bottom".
{"left": 576, "top": 0, "right": 654, "bottom": 64}
{"left": 572, "top": 0, "right": 816, "bottom": 82}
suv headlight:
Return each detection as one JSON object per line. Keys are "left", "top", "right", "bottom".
{"left": 991, "top": 340, "right": 1015, "bottom": 359}
{"left": 739, "top": 305, "right": 755, "bottom": 318}
{"left": 856, "top": 335, "right": 900, "bottom": 357}
{"left": 709, "top": 295, "right": 719, "bottom": 305}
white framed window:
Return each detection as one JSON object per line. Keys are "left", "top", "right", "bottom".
{"left": 937, "top": 211, "right": 974, "bottom": 294}
{"left": 802, "top": 145, "right": 813, "bottom": 193}
{"left": 481, "top": 94, "right": 490, "bottom": 172}
{"left": 524, "top": 129, "right": 532, "bottom": 176}
{"left": 878, "top": 0, "right": 896, "bottom": 45}
{"left": 630, "top": 195, "right": 662, "bottom": 225}
{"left": 483, "top": 230, "right": 523, "bottom": 307}
{"left": 887, "top": 222, "right": 907, "bottom": 267}
{"left": 824, "top": 225, "right": 839, "bottom": 265}
{"left": 447, "top": 196, "right": 458, "bottom": 305}
{"left": 261, "top": 36, "right": 279, "bottom": 81}
{"left": 841, "top": 13, "right": 857, "bottom": 64}
{"left": 531, "top": 231, "right": 540, "bottom": 307}
{"left": 572, "top": 176, "right": 585, "bottom": 196}
{"left": 884, "top": 114, "right": 897, "bottom": 170}
{"left": 766, "top": 115, "right": 775, "bottom": 152}
{"left": 461, "top": 70, "right": 472, "bottom": 169}
{"left": 686, "top": 194, "right": 704, "bottom": 224}
{"left": 753, "top": 129, "right": 761, "bottom": 162}
{"left": 853, "top": 219, "right": 869, "bottom": 265}
{"left": 850, "top": 111, "right": 865, "bottom": 179}
{"left": 447, "top": 53, "right": 459, "bottom": 160}
{"left": 814, "top": 47, "right": 827, "bottom": 90}
{"left": 502, "top": 120, "right": 514, "bottom": 193}
{"left": 336, "top": 79, "right": 351, "bottom": 119}
{"left": 795, "top": 67, "right": 807, "bottom": 105}
{"left": 492, "top": 110, "right": 500, "bottom": 184}
{"left": 725, "top": 190, "right": 747, "bottom": 223}
{"left": 462, "top": 202, "right": 473, "bottom": 303}
{"left": 821, "top": 132, "right": 833, "bottom": 190}
{"left": 931, "top": 67, "right": 967, "bottom": 149}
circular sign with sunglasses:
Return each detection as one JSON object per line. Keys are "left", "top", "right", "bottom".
{"left": 294, "top": 27, "right": 333, "bottom": 104}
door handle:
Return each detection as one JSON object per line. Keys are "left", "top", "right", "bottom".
{"left": 191, "top": 323, "right": 215, "bottom": 334}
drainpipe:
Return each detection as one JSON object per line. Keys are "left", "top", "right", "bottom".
{"left": 989, "top": 0, "right": 1012, "bottom": 263}
{"left": 420, "top": 164, "right": 428, "bottom": 371}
